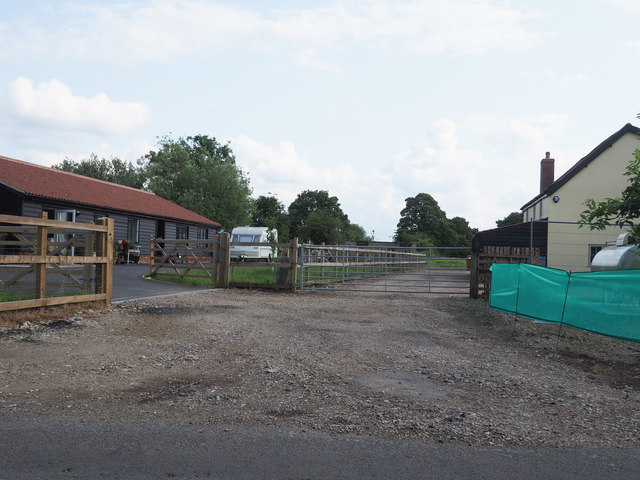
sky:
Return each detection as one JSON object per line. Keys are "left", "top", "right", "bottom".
{"left": 2, "top": 0, "right": 640, "bottom": 241}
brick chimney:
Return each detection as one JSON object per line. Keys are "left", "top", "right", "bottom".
{"left": 540, "top": 152, "right": 554, "bottom": 193}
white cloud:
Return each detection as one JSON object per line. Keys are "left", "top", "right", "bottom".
{"left": 389, "top": 115, "right": 572, "bottom": 231}
{"left": 0, "top": 1, "right": 550, "bottom": 67}
{"left": 231, "top": 134, "right": 397, "bottom": 238}
{"left": 7, "top": 77, "right": 150, "bottom": 135}
{"left": 624, "top": 40, "right": 640, "bottom": 53}
{"left": 605, "top": 0, "right": 640, "bottom": 11}
{"left": 231, "top": 112, "right": 572, "bottom": 239}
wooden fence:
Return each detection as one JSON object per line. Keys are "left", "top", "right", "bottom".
{"left": 229, "top": 237, "right": 298, "bottom": 291}
{"left": 469, "top": 246, "right": 540, "bottom": 299}
{"left": 149, "top": 234, "right": 226, "bottom": 286}
{"left": 0, "top": 213, "right": 114, "bottom": 312}
{"left": 149, "top": 234, "right": 299, "bottom": 291}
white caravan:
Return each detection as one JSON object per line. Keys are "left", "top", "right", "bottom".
{"left": 230, "top": 226, "right": 277, "bottom": 261}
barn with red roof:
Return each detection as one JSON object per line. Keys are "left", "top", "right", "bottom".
{"left": 0, "top": 155, "right": 220, "bottom": 262}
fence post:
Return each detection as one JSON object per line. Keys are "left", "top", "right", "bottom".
{"left": 96, "top": 217, "right": 114, "bottom": 304}
{"left": 469, "top": 251, "right": 479, "bottom": 299}
{"left": 149, "top": 235, "right": 155, "bottom": 275}
{"left": 35, "top": 211, "right": 48, "bottom": 299}
{"left": 218, "top": 232, "right": 230, "bottom": 288}
{"left": 288, "top": 237, "right": 299, "bottom": 291}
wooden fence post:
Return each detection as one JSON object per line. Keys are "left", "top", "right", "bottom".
{"left": 469, "top": 251, "right": 480, "bottom": 299}
{"left": 288, "top": 237, "right": 299, "bottom": 291}
{"left": 218, "top": 232, "right": 230, "bottom": 288}
{"left": 35, "top": 211, "right": 48, "bottom": 299}
{"left": 149, "top": 235, "right": 155, "bottom": 275}
{"left": 96, "top": 217, "right": 114, "bottom": 304}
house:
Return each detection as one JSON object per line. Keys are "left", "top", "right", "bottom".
{"left": 474, "top": 123, "right": 640, "bottom": 272}
{"left": 0, "top": 155, "right": 220, "bottom": 262}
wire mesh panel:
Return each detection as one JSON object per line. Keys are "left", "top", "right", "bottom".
{"left": 300, "top": 244, "right": 471, "bottom": 294}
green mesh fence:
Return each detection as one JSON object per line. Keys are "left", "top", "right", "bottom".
{"left": 489, "top": 263, "right": 640, "bottom": 342}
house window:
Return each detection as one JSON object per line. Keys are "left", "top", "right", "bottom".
{"left": 176, "top": 225, "right": 189, "bottom": 239}
{"left": 539, "top": 202, "right": 543, "bottom": 219}
{"left": 589, "top": 245, "right": 604, "bottom": 264}
{"left": 128, "top": 218, "right": 140, "bottom": 244}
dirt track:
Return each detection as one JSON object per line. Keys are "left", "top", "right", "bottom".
{"left": 1, "top": 288, "right": 640, "bottom": 447}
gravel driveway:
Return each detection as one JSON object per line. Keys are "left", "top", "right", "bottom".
{"left": 1, "top": 288, "right": 640, "bottom": 448}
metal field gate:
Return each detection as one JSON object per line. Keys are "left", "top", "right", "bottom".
{"left": 299, "top": 244, "right": 471, "bottom": 294}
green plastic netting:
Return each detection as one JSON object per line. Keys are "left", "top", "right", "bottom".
{"left": 489, "top": 263, "right": 640, "bottom": 342}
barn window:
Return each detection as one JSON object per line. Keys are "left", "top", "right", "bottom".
{"left": 128, "top": 218, "right": 140, "bottom": 243}
{"left": 176, "top": 225, "right": 189, "bottom": 239}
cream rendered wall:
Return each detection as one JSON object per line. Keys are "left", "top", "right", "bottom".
{"left": 545, "top": 132, "right": 640, "bottom": 271}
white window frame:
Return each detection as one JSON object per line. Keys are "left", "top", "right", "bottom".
{"left": 128, "top": 218, "right": 140, "bottom": 244}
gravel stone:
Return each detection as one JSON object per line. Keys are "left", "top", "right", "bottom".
{"left": 1, "top": 288, "right": 640, "bottom": 448}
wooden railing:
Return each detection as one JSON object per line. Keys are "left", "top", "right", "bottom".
{"left": 229, "top": 238, "right": 298, "bottom": 291}
{"left": 150, "top": 234, "right": 300, "bottom": 291}
{"left": 0, "top": 213, "right": 114, "bottom": 312}
{"left": 149, "top": 234, "right": 226, "bottom": 286}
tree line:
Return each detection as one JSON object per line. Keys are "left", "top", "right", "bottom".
{"left": 55, "top": 133, "right": 524, "bottom": 245}
{"left": 53, "top": 135, "right": 369, "bottom": 245}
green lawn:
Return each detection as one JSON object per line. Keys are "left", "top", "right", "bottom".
{"left": 149, "top": 265, "right": 284, "bottom": 287}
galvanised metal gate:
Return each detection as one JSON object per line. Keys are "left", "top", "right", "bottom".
{"left": 299, "top": 244, "right": 471, "bottom": 294}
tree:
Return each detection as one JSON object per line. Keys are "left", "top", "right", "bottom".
{"left": 300, "top": 210, "right": 344, "bottom": 245}
{"left": 288, "top": 190, "right": 349, "bottom": 243}
{"left": 52, "top": 154, "right": 145, "bottom": 188}
{"left": 450, "top": 216, "right": 477, "bottom": 245}
{"left": 344, "top": 223, "right": 371, "bottom": 242}
{"left": 395, "top": 193, "right": 457, "bottom": 246}
{"left": 140, "top": 135, "right": 252, "bottom": 230}
{"left": 580, "top": 146, "right": 640, "bottom": 243}
{"left": 251, "top": 195, "right": 290, "bottom": 242}
{"left": 496, "top": 211, "right": 524, "bottom": 227}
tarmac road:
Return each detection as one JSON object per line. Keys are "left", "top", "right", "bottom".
{"left": 112, "top": 264, "right": 207, "bottom": 302}
{"left": 1, "top": 419, "right": 638, "bottom": 480}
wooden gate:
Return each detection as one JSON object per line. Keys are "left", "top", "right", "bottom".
{"left": 0, "top": 213, "right": 114, "bottom": 311}
{"left": 149, "top": 233, "right": 229, "bottom": 286}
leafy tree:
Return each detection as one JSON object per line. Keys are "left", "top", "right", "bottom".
{"left": 287, "top": 190, "right": 369, "bottom": 244}
{"left": 140, "top": 135, "right": 252, "bottom": 230}
{"left": 344, "top": 223, "right": 371, "bottom": 242}
{"left": 450, "top": 216, "right": 477, "bottom": 245}
{"left": 496, "top": 211, "right": 524, "bottom": 227}
{"left": 53, "top": 154, "right": 145, "bottom": 188}
{"left": 580, "top": 146, "right": 640, "bottom": 243}
{"left": 251, "top": 195, "right": 290, "bottom": 242}
{"left": 288, "top": 190, "right": 349, "bottom": 243}
{"left": 299, "top": 210, "right": 344, "bottom": 245}
{"left": 395, "top": 193, "right": 457, "bottom": 246}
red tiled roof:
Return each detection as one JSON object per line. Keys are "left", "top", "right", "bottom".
{"left": 0, "top": 155, "right": 220, "bottom": 227}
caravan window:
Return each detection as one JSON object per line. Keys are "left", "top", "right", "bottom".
{"left": 237, "top": 234, "right": 260, "bottom": 242}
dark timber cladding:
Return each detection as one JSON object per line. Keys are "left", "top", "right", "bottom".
{"left": 472, "top": 221, "right": 548, "bottom": 256}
